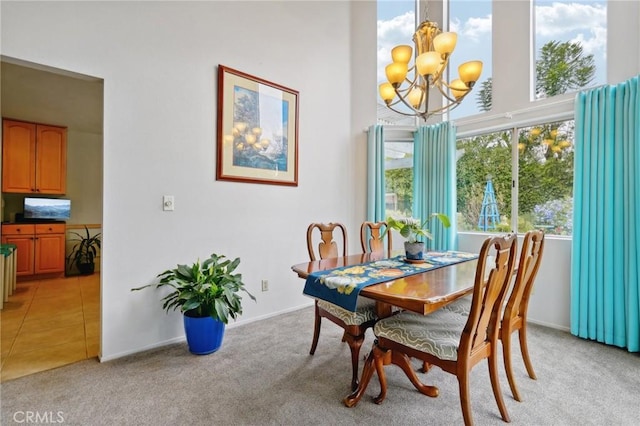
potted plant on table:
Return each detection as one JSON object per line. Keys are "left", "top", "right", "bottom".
{"left": 382, "top": 214, "right": 451, "bottom": 261}
{"left": 66, "top": 226, "right": 101, "bottom": 275}
{"left": 132, "top": 253, "right": 256, "bottom": 355}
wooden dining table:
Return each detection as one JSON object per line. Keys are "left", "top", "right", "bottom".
{"left": 291, "top": 250, "right": 482, "bottom": 406}
{"left": 291, "top": 251, "right": 480, "bottom": 318}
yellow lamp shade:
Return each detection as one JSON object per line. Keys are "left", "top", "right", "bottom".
{"left": 416, "top": 51, "right": 441, "bottom": 76}
{"left": 433, "top": 32, "right": 457, "bottom": 54}
{"left": 379, "top": 82, "right": 396, "bottom": 103}
{"left": 391, "top": 45, "right": 413, "bottom": 64}
{"left": 449, "top": 79, "right": 469, "bottom": 99}
{"left": 458, "top": 60, "right": 483, "bottom": 85}
{"left": 385, "top": 62, "right": 408, "bottom": 85}
{"left": 408, "top": 87, "right": 424, "bottom": 108}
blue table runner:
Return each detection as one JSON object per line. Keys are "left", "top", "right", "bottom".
{"left": 303, "top": 251, "right": 478, "bottom": 312}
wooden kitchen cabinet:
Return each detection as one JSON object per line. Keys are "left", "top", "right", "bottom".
{"left": 1, "top": 223, "right": 66, "bottom": 277}
{"left": 2, "top": 119, "right": 67, "bottom": 194}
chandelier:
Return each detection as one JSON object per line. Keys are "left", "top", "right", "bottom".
{"left": 379, "top": 19, "right": 483, "bottom": 121}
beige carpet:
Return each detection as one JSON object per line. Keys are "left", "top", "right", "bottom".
{"left": 1, "top": 306, "right": 638, "bottom": 425}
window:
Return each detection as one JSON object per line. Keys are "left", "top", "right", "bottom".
{"left": 456, "top": 119, "right": 575, "bottom": 236}
{"left": 377, "top": 0, "right": 417, "bottom": 125}
{"left": 449, "top": 0, "right": 492, "bottom": 120}
{"left": 385, "top": 138, "right": 414, "bottom": 219}
{"left": 534, "top": 0, "right": 607, "bottom": 100}
{"left": 517, "top": 120, "right": 574, "bottom": 235}
{"left": 456, "top": 130, "right": 512, "bottom": 233}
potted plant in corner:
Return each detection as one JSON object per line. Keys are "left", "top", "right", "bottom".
{"left": 132, "top": 253, "right": 256, "bottom": 355}
{"left": 66, "top": 225, "right": 101, "bottom": 275}
{"left": 382, "top": 214, "right": 451, "bottom": 261}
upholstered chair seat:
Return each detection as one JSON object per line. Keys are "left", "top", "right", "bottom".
{"left": 374, "top": 309, "right": 468, "bottom": 361}
{"left": 317, "top": 297, "right": 377, "bottom": 326}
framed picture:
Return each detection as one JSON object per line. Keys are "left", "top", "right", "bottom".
{"left": 216, "top": 65, "right": 299, "bottom": 186}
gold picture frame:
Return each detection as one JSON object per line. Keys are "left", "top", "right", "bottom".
{"left": 216, "top": 65, "right": 299, "bottom": 186}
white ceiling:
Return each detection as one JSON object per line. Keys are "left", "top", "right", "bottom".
{"left": 1, "top": 58, "right": 103, "bottom": 134}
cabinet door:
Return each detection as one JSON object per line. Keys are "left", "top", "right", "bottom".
{"left": 2, "top": 120, "right": 37, "bottom": 193}
{"left": 1, "top": 235, "right": 35, "bottom": 276}
{"left": 36, "top": 125, "right": 67, "bottom": 194}
{"left": 34, "top": 233, "right": 66, "bottom": 274}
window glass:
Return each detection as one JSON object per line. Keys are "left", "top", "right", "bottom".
{"left": 449, "top": 0, "right": 492, "bottom": 119}
{"left": 385, "top": 141, "right": 414, "bottom": 218}
{"left": 456, "top": 130, "right": 512, "bottom": 233}
{"left": 377, "top": 1, "right": 416, "bottom": 125}
{"left": 534, "top": 0, "right": 607, "bottom": 100}
{"left": 517, "top": 120, "right": 574, "bottom": 235}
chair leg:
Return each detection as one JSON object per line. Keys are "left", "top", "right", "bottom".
{"left": 344, "top": 333, "right": 365, "bottom": 391}
{"left": 372, "top": 344, "right": 389, "bottom": 404}
{"left": 309, "top": 303, "right": 321, "bottom": 355}
{"left": 489, "top": 349, "right": 511, "bottom": 423}
{"left": 519, "top": 324, "right": 537, "bottom": 380}
{"left": 457, "top": 371, "right": 474, "bottom": 426}
{"left": 502, "top": 329, "right": 522, "bottom": 402}
{"left": 344, "top": 347, "right": 377, "bottom": 408}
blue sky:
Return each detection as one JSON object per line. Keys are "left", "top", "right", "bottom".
{"left": 377, "top": 0, "right": 607, "bottom": 120}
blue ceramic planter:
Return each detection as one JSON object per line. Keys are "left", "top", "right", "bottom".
{"left": 183, "top": 313, "right": 225, "bottom": 355}
{"left": 404, "top": 241, "right": 425, "bottom": 260}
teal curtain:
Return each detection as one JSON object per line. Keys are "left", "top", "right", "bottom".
{"left": 413, "top": 122, "right": 457, "bottom": 251}
{"left": 571, "top": 75, "right": 640, "bottom": 352}
{"left": 366, "top": 125, "right": 386, "bottom": 222}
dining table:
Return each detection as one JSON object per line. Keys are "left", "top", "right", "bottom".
{"left": 291, "top": 250, "right": 482, "bottom": 406}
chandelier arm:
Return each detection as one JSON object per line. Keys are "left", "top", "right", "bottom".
{"left": 429, "top": 55, "right": 451, "bottom": 86}
{"left": 383, "top": 102, "right": 425, "bottom": 117}
{"left": 393, "top": 89, "right": 424, "bottom": 115}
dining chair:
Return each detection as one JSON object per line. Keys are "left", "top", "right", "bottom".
{"left": 360, "top": 221, "right": 392, "bottom": 254}
{"left": 306, "top": 222, "right": 378, "bottom": 391}
{"left": 442, "top": 230, "right": 546, "bottom": 402}
{"left": 501, "top": 230, "right": 545, "bottom": 402}
{"left": 363, "top": 234, "right": 518, "bottom": 426}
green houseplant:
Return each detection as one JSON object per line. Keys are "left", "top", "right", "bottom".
{"left": 66, "top": 226, "right": 101, "bottom": 275}
{"left": 382, "top": 214, "right": 451, "bottom": 260}
{"left": 132, "top": 253, "right": 256, "bottom": 354}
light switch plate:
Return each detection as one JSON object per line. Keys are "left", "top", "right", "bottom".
{"left": 163, "top": 195, "right": 174, "bottom": 211}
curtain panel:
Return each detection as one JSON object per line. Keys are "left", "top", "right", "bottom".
{"left": 571, "top": 75, "right": 640, "bottom": 352}
{"left": 366, "top": 125, "right": 386, "bottom": 222}
{"left": 413, "top": 122, "right": 457, "bottom": 251}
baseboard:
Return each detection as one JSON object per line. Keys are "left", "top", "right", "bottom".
{"left": 528, "top": 318, "right": 570, "bottom": 332}
{"left": 98, "top": 302, "right": 315, "bottom": 362}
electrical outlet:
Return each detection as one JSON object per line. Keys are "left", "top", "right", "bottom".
{"left": 261, "top": 280, "right": 269, "bottom": 292}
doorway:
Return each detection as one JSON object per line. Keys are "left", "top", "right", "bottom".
{"left": 0, "top": 58, "right": 104, "bottom": 381}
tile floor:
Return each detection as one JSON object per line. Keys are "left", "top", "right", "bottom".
{"left": 0, "top": 274, "right": 100, "bottom": 382}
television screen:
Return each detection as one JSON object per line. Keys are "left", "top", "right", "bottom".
{"left": 24, "top": 198, "right": 71, "bottom": 221}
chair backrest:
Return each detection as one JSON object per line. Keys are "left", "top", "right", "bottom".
{"left": 458, "top": 234, "right": 518, "bottom": 359}
{"left": 360, "top": 221, "right": 392, "bottom": 254}
{"left": 503, "top": 230, "right": 545, "bottom": 325}
{"left": 306, "top": 222, "right": 348, "bottom": 261}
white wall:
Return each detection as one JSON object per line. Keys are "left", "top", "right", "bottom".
{"left": 458, "top": 233, "right": 572, "bottom": 330}
{"left": 1, "top": 0, "right": 377, "bottom": 360}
